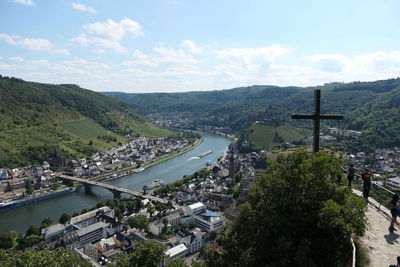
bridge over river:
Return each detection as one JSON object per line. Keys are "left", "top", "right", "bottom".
{"left": 58, "top": 174, "right": 167, "bottom": 204}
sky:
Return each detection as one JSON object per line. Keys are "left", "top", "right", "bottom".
{"left": 1, "top": 0, "right": 400, "bottom": 93}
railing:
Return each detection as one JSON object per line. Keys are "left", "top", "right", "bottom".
{"left": 351, "top": 179, "right": 394, "bottom": 210}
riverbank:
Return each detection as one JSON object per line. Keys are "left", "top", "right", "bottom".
{"left": 0, "top": 138, "right": 203, "bottom": 211}
{"left": 91, "top": 137, "right": 203, "bottom": 183}
{"left": 0, "top": 188, "right": 76, "bottom": 213}
{"left": 0, "top": 133, "right": 231, "bottom": 234}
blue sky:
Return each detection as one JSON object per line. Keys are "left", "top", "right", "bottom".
{"left": 1, "top": 0, "right": 400, "bottom": 92}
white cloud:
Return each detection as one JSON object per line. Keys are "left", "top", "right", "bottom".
{"left": 9, "top": 56, "right": 24, "bottom": 62}
{"left": 72, "top": 18, "right": 143, "bottom": 53}
{"left": 72, "top": 34, "right": 125, "bottom": 52}
{"left": 49, "top": 49, "right": 70, "bottom": 55}
{"left": 309, "top": 54, "right": 350, "bottom": 73}
{"left": 71, "top": 3, "right": 97, "bottom": 14}
{"left": 13, "top": 0, "right": 34, "bottom": 6}
{"left": 0, "top": 34, "right": 52, "bottom": 51}
{"left": 154, "top": 46, "right": 198, "bottom": 65}
{"left": 0, "top": 62, "right": 15, "bottom": 70}
{"left": 92, "top": 48, "right": 106, "bottom": 54}
{"left": 83, "top": 18, "right": 143, "bottom": 41}
{"left": 181, "top": 40, "right": 201, "bottom": 53}
{"left": 0, "top": 34, "right": 70, "bottom": 55}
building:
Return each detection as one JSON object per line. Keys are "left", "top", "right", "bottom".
{"left": 177, "top": 228, "right": 204, "bottom": 254}
{"left": 386, "top": 177, "right": 400, "bottom": 189}
{"left": 185, "top": 202, "right": 207, "bottom": 216}
{"left": 148, "top": 219, "right": 165, "bottom": 236}
{"left": 193, "top": 210, "right": 224, "bottom": 232}
{"left": 165, "top": 244, "right": 188, "bottom": 261}
{"left": 69, "top": 207, "right": 114, "bottom": 228}
{"left": 64, "top": 222, "right": 109, "bottom": 249}
{"left": 42, "top": 223, "right": 66, "bottom": 243}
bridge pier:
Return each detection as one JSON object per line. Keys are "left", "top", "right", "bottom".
{"left": 84, "top": 184, "right": 92, "bottom": 194}
{"left": 112, "top": 190, "right": 121, "bottom": 199}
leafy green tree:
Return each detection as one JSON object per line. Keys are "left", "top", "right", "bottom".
{"left": 39, "top": 216, "right": 53, "bottom": 230}
{"left": 147, "top": 206, "right": 156, "bottom": 217}
{"left": 0, "top": 248, "right": 91, "bottom": 266}
{"left": 108, "top": 240, "right": 165, "bottom": 267}
{"left": 202, "top": 151, "right": 366, "bottom": 267}
{"left": 25, "top": 179, "right": 33, "bottom": 195}
{"left": 166, "top": 258, "right": 189, "bottom": 267}
{"left": 127, "top": 215, "right": 149, "bottom": 230}
{"left": 0, "top": 231, "right": 17, "bottom": 249}
{"left": 16, "top": 235, "right": 42, "bottom": 249}
{"left": 59, "top": 213, "right": 71, "bottom": 224}
{"left": 26, "top": 225, "right": 40, "bottom": 236}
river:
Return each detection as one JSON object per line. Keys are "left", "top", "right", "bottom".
{"left": 0, "top": 133, "right": 231, "bottom": 234}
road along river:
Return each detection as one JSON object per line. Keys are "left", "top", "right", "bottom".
{"left": 0, "top": 133, "right": 231, "bottom": 234}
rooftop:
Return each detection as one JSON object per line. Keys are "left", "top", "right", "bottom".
{"left": 76, "top": 222, "right": 108, "bottom": 237}
{"left": 69, "top": 206, "right": 111, "bottom": 225}
{"left": 165, "top": 244, "right": 188, "bottom": 258}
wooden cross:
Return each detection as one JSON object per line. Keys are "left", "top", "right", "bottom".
{"left": 292, "top": 89, "right": 343, "bottom": 153}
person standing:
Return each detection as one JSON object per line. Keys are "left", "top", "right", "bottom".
{"left": 347, "top": 164, "right": 355, "bottom": 187}
{"left": 362, "top": 168, "right": 372, "bottom": 199}
{"left": 389, "top": 195, "right": 399, "bottom": 232}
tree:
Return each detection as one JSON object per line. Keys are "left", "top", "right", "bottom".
{"left": 59, "top": 213, "right": 71, "bottom": 224}
{"left": 26, "top": 225, "right": 40, "bottom": 236}
{"left": 25, "top": 179, "right": 33, "bottom": 195}
{"left": 166, "top": 258, "right": 189, "bottom": 267}
{"left": 108, "top": 240, "right": 165, "bottom": 267}
{"left": 202, "top": 151, "right": 366, "bottom": 267}
{"left": 147, "top": 206, "right": 156, "bottom": 217}
{"left": 0, "top": 248, "right": 91, "bottom": 266}
{"left": 16, "top": 235, "right": 42, "bottom": 249}
{"left": 39, "top": 216, "right": 53, "bottom": 230}
{"left": 0, "top": 231, "right": 17, "bottom": 249}
{"left": 127, "top": 215, "right": 149, "bottom": 230}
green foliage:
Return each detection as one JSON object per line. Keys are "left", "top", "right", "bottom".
{"left": 0, "top": 76, "right": 171, "bottom": 168}
{"left": 166, "top": 258, "right": 189, "bottom": 267}
{"left": 26, "top": 225, "right": 40, "bottom": 237}
{"left": 108, "top": 240, "right": 165, "bottom": 267}
{"left": 249, "top": 123, "right": 307, "bottom": 148}
{"left": 202, "top": 151, "right": 366, "bottom": 267}
{"left": 39, "top": 216, "right": 53, "bottom": 230}
{"left": 0, "top": 231, "right": 18, "bottom": 249}
{"left": 107, "top": 78, "right": 400, "bottom": 152}
{"left": 59, "top": 213, "right": 71, "bottom": 224}
{"left": 16, "top": 235, "right": 42, "bottom": 249}
{"left": 0, "top": 248, "right": 91, "bottom": 267}
{"left": 127, "top": 215, "right": 149, "bottom": 230}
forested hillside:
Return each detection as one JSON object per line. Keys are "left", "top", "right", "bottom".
{"left": 0, "top": 76, "right": 171, "bottom": 168}
{"left": 106, "top": 78, "right": 400, "bottom": 152}
{"left": 105, "top": 85, "right": 300, "bottom": 132}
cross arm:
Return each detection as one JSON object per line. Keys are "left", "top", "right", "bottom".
{"left": 292, "top": 114, "right": 343, "bottom": 120}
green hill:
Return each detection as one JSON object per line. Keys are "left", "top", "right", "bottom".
{"left": 249, "top": 123, "right": 308, "bottom": 149}
{"left": 0, "top": 76, "right": 172, "bottom": 168}
{"left": 105, "top": 78, "right": 400, "bottom": 152}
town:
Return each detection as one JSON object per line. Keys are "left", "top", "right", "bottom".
{"left": 0, "top": 129, "right": 260, "bottom": 266}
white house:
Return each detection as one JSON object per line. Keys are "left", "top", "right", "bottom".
{"left": 386, "top": 177, "right": 400, "bottom": 189}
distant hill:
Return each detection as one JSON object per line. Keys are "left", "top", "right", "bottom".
{"left": 104, "top": 78, "right": 400, "bottom": 152}
{"left": 0, "top": 76, "right": 172, "bottom": 168}
{"left": 104, "top": 85, "right": 300, "bottom": 132}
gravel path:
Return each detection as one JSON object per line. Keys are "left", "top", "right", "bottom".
{"left": 354, "top": 190, "right": 400, "bottom": 266}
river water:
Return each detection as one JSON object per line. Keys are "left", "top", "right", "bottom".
{"left": 0, "top": 133, "right": 231, "bottom": 234}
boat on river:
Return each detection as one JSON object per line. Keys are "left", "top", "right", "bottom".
{"left": 143, "top": 179, "right": 164, "bottom": 190}
{"left": 196, "top": 150, "right": 213, "bottom": 158}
